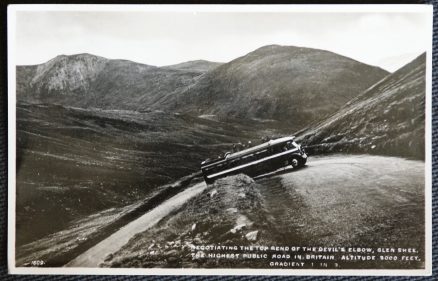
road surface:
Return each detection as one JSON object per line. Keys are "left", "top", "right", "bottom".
{"left": 66, "top": 182, "right": 207, "bottom": 267}
{"left": 257, "top": 154, "right": 425, "bottom": 248}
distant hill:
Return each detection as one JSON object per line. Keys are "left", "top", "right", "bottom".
{"left": 16, "top": 54, "right": 212, "bottom": 110}
{"left": 163, "top": 60, "right": 222, "bottom": 73}
{"left": 158, "top": 45, "right": 388, "bottom": 130}
{"left": 297, "top": 53, "right": 426, "bottom": 160}
{"left": 17, "top": 54, "right": 109, "bottom": 103}
{"left": 17, "top": 45, "right": 388, "bottom": 130}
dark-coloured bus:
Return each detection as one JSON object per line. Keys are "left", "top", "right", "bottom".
{"left": 201, "top": 136, "right": 307, "bottom": 184}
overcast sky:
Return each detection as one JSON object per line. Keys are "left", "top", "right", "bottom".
{"left": 13, "top": 8, "right": 432, "bottom": 72}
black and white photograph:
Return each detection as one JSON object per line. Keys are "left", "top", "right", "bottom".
{"left": 7, "top": 4, "right": 433, "bottom": 275}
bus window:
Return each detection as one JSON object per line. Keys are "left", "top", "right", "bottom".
{"left": 272, "top": 144, "right": 284, "bottom": 153}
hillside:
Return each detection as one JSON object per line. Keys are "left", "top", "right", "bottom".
{"left": 16, "top": 54, "right": 212, "bottom": 110}
{"left": 17, "top": 46, "right": 388, "bottom": 130}
{"left": 297, "top": 53, "right": 426, "bottom": 160}
{"left": 17, "top": 54, "right": 110, "bottom": 102}
{"left": 159, "top": 45, "right": 388, "bottom": 130}
{"left": 16, "top": 102, "right": 255, "bottom": 247}
{"left": 163, "top": 60, "right": 222, "bottom": 73}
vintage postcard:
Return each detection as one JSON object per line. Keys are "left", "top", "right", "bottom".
{"left": 7, "top": 4, "right": 433, "bottom": 275}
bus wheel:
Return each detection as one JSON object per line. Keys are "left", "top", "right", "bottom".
{"left": 289, "top": 157, "right": 304, "bottom": 169}
{"left": 204, "top": 176, "right": 214, "bottom": 185}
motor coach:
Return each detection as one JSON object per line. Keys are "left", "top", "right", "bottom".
{"left": 201, "top": 136, "right": 307, "bottom": 184}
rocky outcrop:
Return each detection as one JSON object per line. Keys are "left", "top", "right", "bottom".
{"left": 101, "top": 174, "right": 268, "bottom": 268}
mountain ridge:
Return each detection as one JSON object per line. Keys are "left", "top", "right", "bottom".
{"left": 17, "top": 45, "right": 389, "bottom": 131}
{"left": 163, "top": 60, "right": 223, "bottom": 73}
{"left": 157, "top": 45, "right": 389, "bottom": 130}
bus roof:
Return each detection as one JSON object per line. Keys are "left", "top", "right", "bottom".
{"left": 226, "top": 136, "right": 295, "bottom": 160}
{"left": 201, "top": 136, "right": 295, "bottom": 168}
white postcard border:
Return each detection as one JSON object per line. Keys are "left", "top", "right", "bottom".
{"left": 7, "top": 4, "right": 433, "bottom": 276}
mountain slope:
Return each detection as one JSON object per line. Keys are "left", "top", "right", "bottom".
{"left": 17, "top": 54, "right": 109, "bottom": 101}
{"left": 17, "top": 46, "right": 388, "bottom": 130}
{"left": 297, "top": 53, "right": 426, "bottom": 159}
{"left": 163, "top": 60, "right": 222, "bottom": 73}
{"left": 16, "top": 101, "right": 255, "bottom": 246}
{"left": 16, "top": 54, "right": 211, "bottom": 110}
{"left": 157, "top": 45, "right": 388, "bottom": 130}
